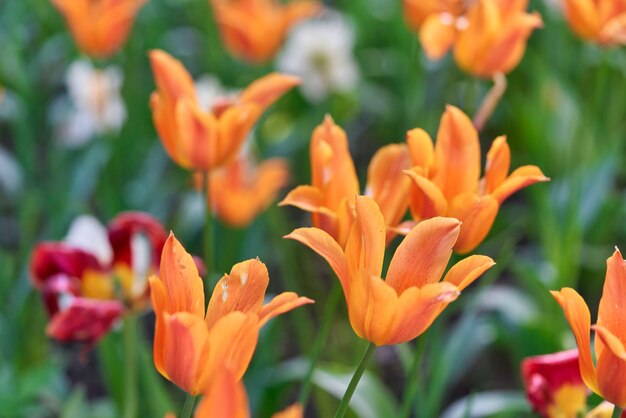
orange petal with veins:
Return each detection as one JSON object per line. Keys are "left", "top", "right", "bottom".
{"left": 284, "top": 228, "right": 349, "bottom": 292}
{"left": 443, "top": 255, "right": 495, "bottom": 291}
{"left": 386, "top": 217, "right": 460, "bottom": 294}
{"left": 448, "top": 193, "right": 499, "bottom": 254}
{"left": 551, "top": 288, "right": 598, "bottom": 394}
{"left": 195, "top": 369, "right": 250, "bottom": 418}
{"left": 344, "top": 196, "right": 386, "bottom": 279}
{"left": 490, "top": 165, "right": 549, "bottom": 204}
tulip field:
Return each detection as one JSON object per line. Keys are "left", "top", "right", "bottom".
{"left": 2, "top": 0, "right": 626, "bottom": 417}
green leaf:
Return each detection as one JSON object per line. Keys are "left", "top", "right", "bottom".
{"left": 271, "top": 357, "right": 398, "bottom": 418}
{"left": 440, "top": 390, "right": 531, "bottom": 418}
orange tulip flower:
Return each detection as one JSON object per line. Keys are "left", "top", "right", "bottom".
{"left": 286, "top": 195, "right": 494, "bottom": 346}
{"left": 562, "top": 0, "right": 626, "bottom": 45}
{"left": 211, "top": 0, "right": 322, "bottom": 64}
{"left": 279, "top": 115, "right": 412, "bottom": 247}
{"left": 149, "top": 234, "right": 313, "bottom": 394}
{"left": 194, "top": 368, "right": 303, "bottom": 418}
{"left": 404, "top": 105, "right": 549, "bottom": 253}
{"left": 413, "top": 0, "right": 542, "bottom": 78}
{"left": 51, "top": 0, "right": 146, "bottom": 58}
{"left": 552, "top": 248, "right": 626, "bottom": 409}
{"left": 403, "top": 0, "right": 465, "bottom": 30}
{"left": 208, "top": 153, "right": 289, "bottom": 227}
{"left": 149, "top": 50, "right": 299, "bottom": 172}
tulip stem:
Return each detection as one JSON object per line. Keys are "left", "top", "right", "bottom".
{"left": 399, "top": 338, "right": 427, "bottom": 418}
{"left": 333, "top": 342, "right": 376, "bottom": 418}
{"left": 298, "top": 280, "right": 343, "bottom": 406}
{"left": 473, "top": 72, "right": 507, "bottom": 131}
{"left": 181, "top": 394, "right": 196, "bottom": 418}
{"left": 612, "top": 406, "right": 623, "bottom": 418}
{"left": 122, "top": 314, "right": 138, "bottom": 418}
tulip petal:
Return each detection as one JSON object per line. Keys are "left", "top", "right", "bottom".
{"left": 482, "top": 136, "right": 510, "bottom": 194}
{"left": 345, "top": 196, "right": 386, "bottom": 279}
{"left": 161, "top": 312, "right": 211, "bottom": 395}
{"left": 490, "top": 165, "right": 549, "bottom": 204}
{"left": 199, "top": 312, "right": 259, "bottom": 390}
{"left": 310, "top": 115, "right": 359, "bottom": 212}
{"left": 46, "top": 296, "right": 123, "bottom": 344}
{"left": 107, "top": 211, "right": 168, "bottom": 270}
{"left": 217, "top": 103, "right": 262, "bottom": 168}
{"left": 365, "top": 144, "right": 412, "bottom": 231}
{"left": 551, "top": 288, "right": 599, "bottom": 393}
{"left": 149, "top": 276, "right": 168, "bottom": 378}
{"left": 419, "top": 13, "right": 457, "bottom": 60}
{"left": 443, "top": 255, "right": 495, "bottom": 291}
{"left": 284, "top": 228, "right": 349, "bottom": 292}
{"left": 158, "top": 234, "right": 205, "bottom": 317}
{"left": 258, "top": 292, "right": 315, "bottom": 327}
{"left": 597, "top": 249, "right": 626, "bottom": 343}
{"left": 239, "top": 72, "right": 300, "bottom": 111}
{"left": 562, "top": 0, "right": 601, "bottom": 40}
{"left": 385, "top": 282, "right": 460, "bottom": 345}
{"left": 149, "top": 50, "right": 196, "bottom": 102}
{"left": 176, "top": 98, "right": 220, "bottom": 170}
{"left": 347, "top": 269, "right": 398, "bottom": 346}
{"left": 278, "top": 185, "right": 337, "bottom": 219}
{"left": 386, "top": 217, "right": 460, "bottom": 294}
{"left": 272, "top": 404, "right": 304, "bottom": 418}
{"left": 406, "top": 128, "right": 434, "bottom": 170}
{"left": 205, "top": 259, "right": 269, "bottom": 329}
{"left": 600, "top": 13, "right": 626, "bottom": 45}
{"left": 449, "top": 193, "right": 499, "bottom": 254}
{"left": 432, "top": 106, "right": 481, "bottom": 199}
{"left": 593, "top": 325, "right": 626, "bottom": 408}
{"left": 195, "top": 369, "right": 250, "bottom": 418}
{"left": 211, "top": 157, "right": 289, "bottom": 227}
{"left": 405, "top": 168, "right": 449, "bottom": 220}
{"left": 30, "top": 243, "right": 101, "bottom": 289}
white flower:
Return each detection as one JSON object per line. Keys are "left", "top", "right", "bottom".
{"left": 277, "top": 13, "right": 359, "bottom": 103}
{"left": 64, "top": 215, "right": 113, "bottom": 266}
{"left": 58, "top": 59, "right": 126, "bottom": 147}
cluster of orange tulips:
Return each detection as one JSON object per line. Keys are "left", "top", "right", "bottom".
{"left": 29, "top": 0, "right": 626, "bottom": 417}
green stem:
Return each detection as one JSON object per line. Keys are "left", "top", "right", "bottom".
{"left": 612, "top": 406, "right": 623, "bottom": 418}
{"left": 399, "top": 338, "right": 427, "bottom": 418}
{"left": 122, "top": 315, "right": 138, "bottom": 418}
{"left": 333, "top": 342, "right": 376, "bottom": 418}
{"left": 203, "top": 172, "right": 215, "bottom": 289}
{"left": 181, "top": 394, "right": 197, "bottom": 418}
{"left": 298, "top": 280, "right": 343, "bottom": 406}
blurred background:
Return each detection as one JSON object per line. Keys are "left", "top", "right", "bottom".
{"left": 1, "top": 0, "right": 625, "bottom": 416}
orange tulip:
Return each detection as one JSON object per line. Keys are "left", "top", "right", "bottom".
{"left": 279, "top": 115, "right": 412, "bottom": 247}
{"left": 286, "top": 195, "right": 494, "bottom": 346}
{"left": 211, "top": 0, "right": 322, "bottom": 63}
{"left": 414, "top": 0, "right": 542, "bottom": 77}
{"left": 149, "top": 234, "right": 313, "bottom": 394}
{"left": 149, "top": 50, "right": 299, "bottom": 172}
{"left": 208, "top": 153, "right": 289, "bottom": 227}
{"left": 194, "top": 368, "right": 303, "bottom": 418}
{"left": 404, "top": 105, "right": 549, "bottom": 253}
{"left": 552, "top": 248, "right": 626, "bottom": 409}
{"left": 403, "top": 0, "right": 465, "bottom": 30}
{"left": 562, "top": 0, "right": 626, "bottom": 45}
{"left": 51, "top": 0, "right": 146, "bottom": 58}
